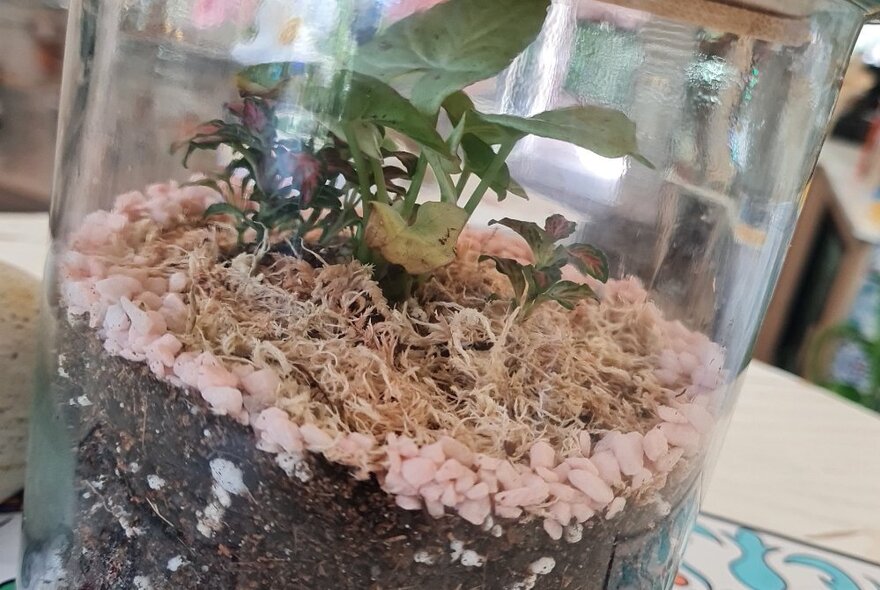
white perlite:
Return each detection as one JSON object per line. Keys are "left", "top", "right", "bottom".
{"left": 413, "top": 550, "right": 436, "bottom": 565}
{"left": 564, "top": 522, "right": 584, "bottom": 544}
{"left": 529, "top": 557, "right": 556, "bottom": 576}
{"left": 133, "top": 575, "right": 152, "bottom": 590}
{"left": 210, "top": 458, "right": 248, "bottom": 495}
{"left": 147, "top": 475, "right": 166, "bottom": 490}
{"left": 276, "top": 453, "right": 311, "bottom": 482}
{"left": 459, "top": 550, "right": 485, "bottom": 568}
{"left": 449, "top": 539, "right": 465, "bottom": 562}
{"left": 507, "top": 575, "right": 537, "bottom": 590}
{"left": 166, "top": 555, "right": 188, "bottom": 572}
{"left": 198, "top": 459, "right": 248, "bottom": 538}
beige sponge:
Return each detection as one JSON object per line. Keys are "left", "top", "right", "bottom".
{"left": 0, "top": 262, "right": 40, "bottom": 501}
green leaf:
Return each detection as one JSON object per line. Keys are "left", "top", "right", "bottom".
{"left": 488, "top": 218, "right": 553, "bottom": 263}
{"left": 461, "top": 135, "right": 520, "bottom": 200}
{"left": 479, "top": 255, "right": 527, "bottom": 301}
{"left": 353, "top": 0, "right": 550, "bottom": 114}
{"left": 347, "top": 121, "right": 384, "bottom": 160}
{"left": 365, "top": 202, "right": 468, "bottom": 274}
{"left": 204, "top": 202, "right": 248, "bottom": 222}
{"left": 476, "top": 106, "right": 643, "bottom": 161}
{"left": 567, "top": 243, "right": 609, "bottom": 282}
{"left": 535, "top": 280, "right": 597, "bottom": 310}
{"left": 340, "top": 73, "right": 451, "bottom": 157}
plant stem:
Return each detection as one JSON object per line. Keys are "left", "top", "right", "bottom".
{"left": 369, "top": 157, "right": 390, "bottom": 205}
{"left": 401, "top": 155, "right": 427, "bottom": 217}
{"left": 424, "top": 150, "right": 456, "bottom": 204}
{"left": 464, "top": 141, "right": 515, "bottom": 216}
{"left": 454, "top": 171, "right": 471, "bottom": 199}
{"left": 345, "top": 124, "right": 375, "bottom": 261}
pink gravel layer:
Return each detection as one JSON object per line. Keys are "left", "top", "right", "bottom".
{"left": 59, "top": 181, "right": 727, "bottom": 538}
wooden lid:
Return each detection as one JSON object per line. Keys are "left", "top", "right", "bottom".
{"left": 597, "top": 0, "right": 816, "bottom": 45}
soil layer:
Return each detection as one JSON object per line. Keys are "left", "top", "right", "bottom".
{"left": 22, "top": 322, "right": 699, "bottom": 590}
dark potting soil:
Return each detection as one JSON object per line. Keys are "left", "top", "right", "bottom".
{"left": 21, "top": 323, "right": 699, "bottom": 590}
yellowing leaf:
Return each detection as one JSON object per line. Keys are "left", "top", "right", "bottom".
{"left": 366, "top": 202, "right": 468, "bottom": 274}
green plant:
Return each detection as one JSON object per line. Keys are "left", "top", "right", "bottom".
{"left": 174, "top": 0, "right": 649, "bottom": 308}
{"left": 809, "top": 275, "right": 880, "bottom": 411}
{"left": 480, "top": 215, "right": 609, "bottom": 316}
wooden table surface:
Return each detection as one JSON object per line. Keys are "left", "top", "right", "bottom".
{"left": 2, "top": 212, "right": 879, "bottom": 563}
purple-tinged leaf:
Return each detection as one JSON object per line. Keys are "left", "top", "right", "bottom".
{"left": 480, "top": 255, "right": 526, "bottom": 300}
{"left": 567, "top": 243, "right": 609, "bottom": 283}
{"left": 537, "top": 280, "right": 597, "bottom": 310}
{"left": 544, "top": 214, "right": 577, "bottom": 241}
{"left": 488, "top": 218, "right": 546, "bottom": 254}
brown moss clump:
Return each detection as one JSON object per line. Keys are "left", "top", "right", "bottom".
{"left": 107, "top": 218, "right": 676, "bottom": 465}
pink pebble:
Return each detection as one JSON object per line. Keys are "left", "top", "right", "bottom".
{"left": 144, "top": 333, "right": 182, "bottom": 367}
{"left": 548, "top": 482, "right": 580, "bottom": 503}
{"left": 680, "top": 403, "right": 714, "bottom": 434}
{"left": 657, "top": 405, "right": 688, "bottom": 424}
{"left": 572, "top": 503, "right": 595, "bottom": 523}
{"left": 475, "top": 454, "right": 502, "bottom": 471}
{"left": 543, "top": 518, "right": 563, "bottom": 540}
{"left": 96, "top": 276, "right": 142, "bottom": 303}
{"left": 655, "top": 448, "right": 685, "bottom": 472}
{"left": 396, "top": 495, "right": 422, "bottom": 511}
{"left": 419, "top": 442, "right": 446, "bottom": 465}
{"left": 590, "top": 451, "right": 623, "bottom": 486}
{"left": 611, "top": 432, "right": 644, "bottom": 476}
{"left": 103, "top": 304, "right": 130, "bottom": 333}
{"left": 535, "top": 466, "right": 559, "bottom": 483}
{"left": 605, "top": 497, "right": 626, "bottom": 519}
{"left": 201, "top": 386, "right": 243, "bottom": 416}
{"left": 144, "top": 277, "right": 168, "bottom": 295}
{"left": 568, "top": 470, "right": 614, "bottom": 505}
{"left": 348, "top": 433, "right": 375, "bottom": 451}
{"left": 495, "top": 461, "right": 521, "bottom": 490}
{"left": 458, "top": 496, "right": 491, "bottom": 525}
{"left": 465, "top": 482, "right": 489, "bottom": 500}
{"left": 401, "top": 457, "right": 437, "bottom": 488}
{"left": 172, "top": 353, "right": 200, "bottom": 388}
{"left": 441, "top": 483, "right": 459, "bottom": 507}
{"left": 440, "top": 436, "right": 474, "bottom": 466}
{"left": 549, "top": 502, "right": 572, "bottom": 526}
{"left": 425, "top": 499, "right": 445, "bottom": 518}
{"left": 419, "top": 482, "right": 445, "bottom": 503}
{"left": 495, "top": 505, "right": 523, "bottom": 520}
{"left": 480, "top": 470, "right": 499, "bottom": 493}
{"left": 255, "top": 409, "right": 303, "bottom": 454}
{"left": 495, "top": 482, "right": 549, "bottom": 507}
{"left": 658, "top": 422, "right": 700, "bottom": 451}
{"left": 553, "top": 462, "right": 572, "bottom": 481}
{"left": 436, "top": 459, "right": 470, "bottom": 482}
{"left": 198, "top": 364, "right": 239, "bottom": 390}
{"left": 136, "top": 292, "right": 163, "bottom": 311}
{"left": 643, "top": 428, "right": 669, "bottom": 462}
{"left": 396, "top": 436, "right": 420, "bottom": 458}
{"left": 454, "top": 470, "right": 478, "bottom": 493}
{"left": 654, "top": 368, "right": 680, "bottom": 386}
{"left": 383, "top": 470, "right": 418, "bottom": 496}
{"left": 578, "top": 431, "right": 592, "bottom": 456}
{"left": 529, "top": 441, "right": 555, "bottom": 470}
{"left": 300, "top": 424, "right": 334, "bottom": 451}
{"left": 632, "top": 468, "right": 653, "bottom": 489}
{"left": 678, "top": 352, "right": 699, "bottom": 373}
{"left": 565, "top": 457, "right": 599, "bottom": 475}
{"left": 168, "top": 272, "right": 189, "bottom": 293}
{"left": 242, "top": 368, "right": 280, "bottom": 400}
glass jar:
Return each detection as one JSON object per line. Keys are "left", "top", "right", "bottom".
{"left": 21, "top": 1, "right": 877, "bottom": 588}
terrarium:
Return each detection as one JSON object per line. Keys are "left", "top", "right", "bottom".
{"left": 20, "top": 0, "right": 877, "bottom": 589}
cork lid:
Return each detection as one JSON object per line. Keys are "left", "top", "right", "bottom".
{"left": 597, "top": 0, "right": 820, "bottom": 45}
